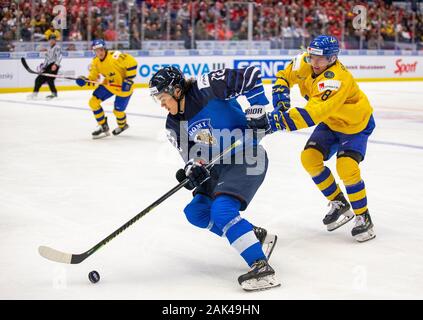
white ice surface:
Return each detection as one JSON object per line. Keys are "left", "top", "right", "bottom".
{"left": 0, "top": 82, "right": 422, "bottom": 299}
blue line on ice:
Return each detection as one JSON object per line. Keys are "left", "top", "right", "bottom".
{"left": 1, "top": 98, "right": 423, "bottom": 151}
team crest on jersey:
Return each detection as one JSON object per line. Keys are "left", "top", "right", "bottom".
{"left": 188, "top": 119, "right": 216, "bottom": 145}
{"left": 317, "top": 80, "right": 341, "bottom": 92}
{"left": 324, "top": 71, "right": 335, "bottom": 79}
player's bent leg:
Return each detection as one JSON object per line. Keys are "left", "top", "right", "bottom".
{"left": 301, "top": 148, "right": 353, "bottom": 231}
{"left": 183, "top": 194, "right": 222, "bottom": 236}
{"left": 89, "top": 96, "right": 110, "bottom": 139}
{"left": 112, "top": 109, "right": 129, "bottom": 136}
{"left": 112, "top": 96, "right": 131, "bottom": 136}
{"left": 210, "top": 195, "right": 280, "bottom": 291}
{"left": 337, "top": 154, "right": 375, "bottom": 242}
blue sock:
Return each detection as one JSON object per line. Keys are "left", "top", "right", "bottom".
{"left": 211, "top": 195, "right": 266, "bottom": 266}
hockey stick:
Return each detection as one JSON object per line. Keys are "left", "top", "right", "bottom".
{"left": 39, "top": 139, "right": 243, "bottom": 264}
{"left": 21, "top": 57, "right": 121, "bottom": 88}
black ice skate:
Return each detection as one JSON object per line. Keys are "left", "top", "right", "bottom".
{"left": 351, "top": 211, "right": 376, "bottom": 242}
{"left": 45, "top": 93, "right": 58, "bottom": 100}
{"left": 238, "top": 259, "right": 280, "bottom": 292}
{"left": 112, "top": 124, "right": 129, "bottom": 136}
{"left": 253, "top": 226, "right": 277, "bottom": 260}
{"left": 323, "top": 193, "right": 355, "bottom": 231}
{"left": 92, "top": 118, "right": 110, "bottom": 139}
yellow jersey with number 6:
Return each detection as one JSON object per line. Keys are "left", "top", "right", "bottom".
{"left": 87, "top": 50, "right": 138, "bottom": 97}
{"left": 274, "top": 52, "right": 373, "bottom": 134}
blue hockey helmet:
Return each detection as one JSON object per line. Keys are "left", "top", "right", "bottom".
{"left": 307, "top": 35, "right": 339, "bottom": 57}
{"left": 149, "top": 66, "right": 186, "bottom": 98}
{"left": 92, "top": 39, "right": 106, "bottom": 50}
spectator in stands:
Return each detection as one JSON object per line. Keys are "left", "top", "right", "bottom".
{"left": 44, "top": 24, "right": 61, "bottom": 41}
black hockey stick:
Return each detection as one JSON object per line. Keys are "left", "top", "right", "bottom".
{"left": 21, "top": 57, "right": 121, "bottom": 88}
{"left": 39, "top": 139, "right": 243, "bottom": 264}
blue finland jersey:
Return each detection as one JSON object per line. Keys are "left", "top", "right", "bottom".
{"left": 166, "top": 67, "right": 269, "bottom": 162}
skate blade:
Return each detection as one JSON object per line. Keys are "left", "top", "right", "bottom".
{"left": 92, "top": 131, "right": 111, "bottom": 139}
{"left": 327, "top": 210, "right": 355, "bottom": 232}
{"left": 240, "top": 274, "right": 281, "bottom": 292}
{"left": 262, "top": 234, "right": 277, "bottom": 260}
{"left": 355, "top": 228, "right": 376, "bottom": 243}
{"left": 112, "top": 125, "right": 129, "bottom": 136}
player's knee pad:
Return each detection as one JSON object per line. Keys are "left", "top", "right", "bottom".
{"left": 210, "top": 195, "right": 241, "bottom": 230}
{"left": 336, "top": 156, "right": 361, "bottom": 185}
{"left": 183, "top": 195, "right": 212, "bottom": 229}
{"left": 301, "top": 147, "right": 324, "bottom": 176}
{"left": 89, "top": 96, "right": 102, "bottom": 111}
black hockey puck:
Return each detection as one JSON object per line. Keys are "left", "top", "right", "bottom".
{"left": 88, "top": 270, "right": 100, "bottom": 283}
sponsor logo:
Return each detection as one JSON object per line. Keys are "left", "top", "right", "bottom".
{"left": 234, "top": 59, "right": 291, "bottom": 79}
{"left": 324, "top": 71, "right": 335, "bottom": 78}
{"left": 317, "top": 80, "right": 341, "bottom": 92}
{"left": 307, "top": 47, "right": 324, "bottom": 55}
{"left": 394, "top": 59, "right": 418, "bottom": 76}
{"left": 0, "top": 73, "right": 13, "bottom": 80}
{"left": 138, "top": 62, "right": 225, "bottom": 79}
{"left": 245, "top": 105, "right": 265, "bottom": 119}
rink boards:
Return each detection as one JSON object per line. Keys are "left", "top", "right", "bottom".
{"left": 1, "top": 50, "right": 423, "bottom": 93}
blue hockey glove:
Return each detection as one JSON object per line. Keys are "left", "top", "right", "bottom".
{"left": 122, "top": 78, "right": 134, "bottom": 92}
{"left": 76, "top": 76, "right": 88, "bottom": 87}
{"left": 272, "top": 84, "right": 291, "bottom": 111}
{"left": 184, "top": 159, "right": 210, "bottom": 188}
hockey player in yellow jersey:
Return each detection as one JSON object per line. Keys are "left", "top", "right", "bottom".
{"left": 248, "top": 35, "right": 376, "bottom": 242}
{"left": 76, "top": 39, "right": 138, "bottom": 139}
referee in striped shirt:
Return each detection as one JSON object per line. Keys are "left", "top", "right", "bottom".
{"left": 29, "top": 34, "right": 62, "bottom": 100}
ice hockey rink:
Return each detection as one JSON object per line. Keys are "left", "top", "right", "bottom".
{"left": 0, "top": 82, "right": 422, "bottom": 300}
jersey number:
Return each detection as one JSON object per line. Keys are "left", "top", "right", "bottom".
{"left": 210, "top": 70, "right": 225, "bottom": 81}
{"left": 112, "top": 51, "right": 127, "bottom": 60}
{"left": 321, "top": 90, "right": 332, "bottom": 101}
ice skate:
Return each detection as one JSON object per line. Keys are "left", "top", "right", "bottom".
{"left": 351, "top": 211, "right": 376, "bottom": 242}
{"left": 112, "top": 123, "right": 129, "bottom": 136}
{"left": 27, "top": 92, "right": 38, "bottom": 100}
{"left": 92, "top": 118, "right": 110, "bottom": 139}
{"left": 323, "top": 193, "right": 355, "bottom": 231}
{"left": 238, "top": 259, "right": 280, "bottom": 292}
{"left": 45, "top": 93, "right": 58, "bottom": 100}
{"left": 253, "top": 226, "right": 277, "bottom": 260}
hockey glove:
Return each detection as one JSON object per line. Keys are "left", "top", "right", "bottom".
{"left": 76, "top": 76, "right": 88, "bottom": 87}
{"left": 272, "top": 85, "right": 291, "bottom": 111}
{"left": 247, "top": 108, "right": 286, "bottom": 135}
{"left": 245, "top": 105, "right": 272, "bottom": 135}
{"left": 122, "top": 78, "right": 134, "bottom": 92}
{"left": 184, "top": 159, "right": 210, "bottom": 188}
{"left": 175, "top": 168, "right": 195, "bottom": 190}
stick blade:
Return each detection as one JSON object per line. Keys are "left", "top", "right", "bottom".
{"left": 38, "top": 246, "right": 73, "bottom": 264}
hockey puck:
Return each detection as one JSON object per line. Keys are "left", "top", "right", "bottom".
{"left": 88, "top": 270, "right": 100, "bottom": 283}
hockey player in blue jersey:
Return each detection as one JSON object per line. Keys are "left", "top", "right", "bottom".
{"left": 149, "top": 66, "right": 280, "bottom": 291}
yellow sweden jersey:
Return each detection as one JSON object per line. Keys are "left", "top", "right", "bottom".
{"left": 274, "top": 52, "right": 373, "bottom": 134}
{"left": 87, "top": 50, "right": 138, "bottom": 97}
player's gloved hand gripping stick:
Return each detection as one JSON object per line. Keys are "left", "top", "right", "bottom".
{"left": 21, "top": 57, "right": 122, "bottom": 88}
{"left": 38, "top": 138, "right": 243, "bottom": 264}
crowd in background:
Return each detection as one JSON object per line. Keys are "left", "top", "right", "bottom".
{"left": 0, "top": 0, "right": 422, "bottom": 51}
